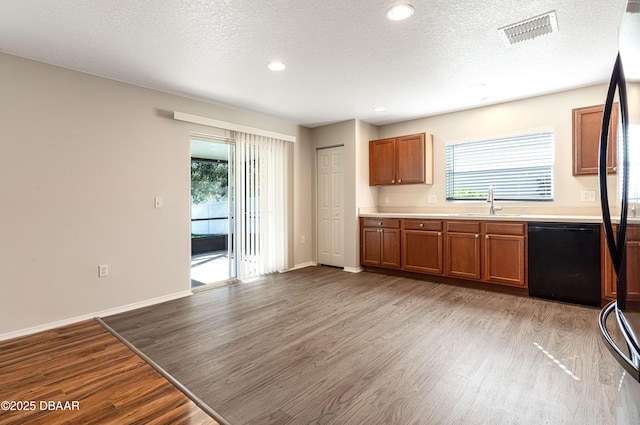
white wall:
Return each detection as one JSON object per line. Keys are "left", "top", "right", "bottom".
{"left": 0, "top": 53, "right": 313, "bottom": 337}
{"left": 376, "top": 85, "right": 616, "bottom": 215}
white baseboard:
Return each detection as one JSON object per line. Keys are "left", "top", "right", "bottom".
{"left": 0, "top": 290, "right": 192, "bottom": 342}
{"left": 343, "top": 266, "right": 363, "bottom": 273}
{"left": 283, "top": 261, "right": 318, "bottom": 272}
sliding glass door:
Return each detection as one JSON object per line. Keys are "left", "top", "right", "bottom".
{"left": 190, "top": 138, "right": 236, "bottom": 287}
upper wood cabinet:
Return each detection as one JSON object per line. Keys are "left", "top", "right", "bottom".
{"left": 572, "top": 103, "right": 618, "bottom": 176}
{"left": 369, "top": 133, "right": 433, "bottom": 186}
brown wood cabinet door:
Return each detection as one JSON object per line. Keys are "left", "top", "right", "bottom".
{"left": 484, "top": 234, "right": 526, "bottom": 287}
{"left": 395, "top": 134, "right": 425, "bottom": 184}
{"left": 445, "top": 232, "right": 481, "bottom": 280}
{"left": 572, "top": 104, "right": 617, "bottom": 176}
{"left": 402, "top": 230, "right": 443, "bottom": 274}
{"left": 601, "top": 224, "right": 640, "bottom": 301}
{"left": 369, "top": 138, "right": 396, "bottom": 185}
{"left": 625, "top": 240, "right": 640, "bottom": 300}
{"left": 381, "top": 229, "right": 401, "bottom": 269}
{"left": 362, "top": 227, "right": 382, "bottom": 266}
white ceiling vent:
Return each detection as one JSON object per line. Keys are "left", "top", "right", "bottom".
{"left": 498, "top": 11, "right": 558, "bottom": 45}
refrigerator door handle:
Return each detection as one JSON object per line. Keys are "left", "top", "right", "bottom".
{"left": 599, "top": 52, "right": 631, "bottom": 309}
{"left": 599, "top": 301, "right": 640, "bottom": 381}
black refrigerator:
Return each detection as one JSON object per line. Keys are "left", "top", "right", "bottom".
{"left": 598, "top": 0, "right": 640, "bottom": 422}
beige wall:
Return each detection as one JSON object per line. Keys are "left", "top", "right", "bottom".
{"left": 1, "top": 50, "right": 627, "bottom": 337}
{"left": 309, "top": 120, "right": 379, "bottom": 271}
{"left": 0, "top": 53, "right": 314, "bottom": 337}
{"left": 377, "top": 85, "right": 616, "bottom": 215}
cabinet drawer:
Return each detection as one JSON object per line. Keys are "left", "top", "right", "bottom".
{"left": 485, "top": 222, "right": 526, "bottom": 236}
{"left": 362, "top": 218, "right": 400, "bottom": 229}
{"left": 404, "top": 220, "right": 443, "bottom": 231}
{"left": 446, "top": 220, "right": 481, "bottom": 234}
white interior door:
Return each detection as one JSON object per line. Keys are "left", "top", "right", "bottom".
{"left": 317, "top": 146, "right": 345, "bottom": 267}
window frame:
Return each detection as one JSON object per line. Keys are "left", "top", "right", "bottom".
{"left": 445, "top": 131, "right": 555, "bottom": 202}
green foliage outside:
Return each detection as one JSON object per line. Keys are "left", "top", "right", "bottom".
{"left": 191, "top": 159, "right": 229, "bottom": 204}
{"left": 451, "top": 188, "right": 487, "bottom": 199}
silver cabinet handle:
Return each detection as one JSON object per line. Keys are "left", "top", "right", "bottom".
{"left": 392, "top": 179, "right": 395, "bottom": 183}
{"left": 398, "top": 179, "right": 402, "bottom": 183}
{"left": 419, "top": 223, "right": 424, "bottom": 228}
{"left": 437, "top": 232, "right": 442, "bottom": 237}
{"left": 486, "top": 235, "right": 490, "bottom": 240}
{"left": 475, "top": 234, "right": 480, "bottom": 239}
{"left": 378, "top": 222, "right": 383, "bottom": 226}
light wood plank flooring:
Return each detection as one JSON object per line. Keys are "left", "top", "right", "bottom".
{"left": 102, "top": 266, "right": 621, "bottom": 425}
{"left": 0, "top": 320, "right": 219, "bottom": 425}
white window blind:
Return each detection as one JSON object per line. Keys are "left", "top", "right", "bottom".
{"left": 446, "top": 132, "right": 554, "bottom": 201}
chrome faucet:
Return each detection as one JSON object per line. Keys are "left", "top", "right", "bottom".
{"left": 487, "top": 186, "right": 503, "bottom": 215}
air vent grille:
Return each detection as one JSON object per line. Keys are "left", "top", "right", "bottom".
{"left": 498, "top": 11, "right": 558, "bottom": 45}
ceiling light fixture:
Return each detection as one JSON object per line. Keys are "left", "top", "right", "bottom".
{"left": 267, "top": 61, "right": 286, "bottom": 71}
{"left": 386, "top": 4, "right": 415, "bottom": 21}
{"left": 374, "top": 106, "right": 387, "bottom": 112}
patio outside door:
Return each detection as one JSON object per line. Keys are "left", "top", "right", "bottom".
{"left": 190, "top": 138, "right": 236, "bottom": 287}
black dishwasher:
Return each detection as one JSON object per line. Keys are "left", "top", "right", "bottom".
{"left": 528, "top": 222, "right": 601, "bottom": 307}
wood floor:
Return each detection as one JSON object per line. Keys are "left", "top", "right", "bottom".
{"left": 103, "top": 266, "right": 621, "bottom": 425}
{"left": 0, "top": 320, "right": 219, "bottom": 425}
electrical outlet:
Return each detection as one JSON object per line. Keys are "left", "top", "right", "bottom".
{"left": 580, "top": 190, "right": 596, "bottom": 202}
{"left": 98, "top": 264, "right": 109, "bottom": 277}
{"left": 154, "top": 196, "right": 163, "bottom": 208}
{"left": 384, "top": 196, "right": 390, "bottom": 204}
{"left": 301, "top": 235, "right": 306, "bottom": 244}
{"left": 428, "top": 195, "right": 437, "bottom": 203}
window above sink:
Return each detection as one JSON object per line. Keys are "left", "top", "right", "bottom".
{"left": 445, "top": 131, "right": 554, "bottom": 202}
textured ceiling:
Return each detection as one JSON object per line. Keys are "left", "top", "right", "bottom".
{"left": 0, "top": 0, "right": 629, "bottom": 127}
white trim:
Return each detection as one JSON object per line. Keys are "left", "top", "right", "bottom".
{"left": 0, "top": 290, "right": 192, "bottom": 342}
{"left": 283, "top": 261, "right": 318, "bottom": 272}
{"left": 343, "top": 266, "right": 363, "bottom": 273}
{"left": 173, "top": 111, "right": 297, "bottom": 143}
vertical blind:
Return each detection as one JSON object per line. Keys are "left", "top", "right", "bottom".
{"left": 446, "top": 132, "right": 554, "bottom": 201}
{"left": 235, "top": 132, "right": 286, "bottom": 279}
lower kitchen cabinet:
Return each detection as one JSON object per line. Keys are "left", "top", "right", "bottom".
{"left": 361, "top": 217, "right": 528, "bottom": 291}
{"left": 445, "top": 221, "right": 482, "bottom": 280}
{"left": 603, "top": 224, "right": 640, "bottom": 301}
{"left": 483, "top": 222, "right": 527, "bottom": 287}
{"left": 361, "top": 218, "right": 401, "bottom": 269}
{"left": 402, "top": 220, "right": 443, "bottom": 274}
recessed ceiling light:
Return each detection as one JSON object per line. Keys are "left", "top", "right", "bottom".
{"left": 267, "top": 61, "right": 286, "bottom": 71}
{"left": 386, "top": 4, "right": 415, "bottom": 21}
{"left": 374, "top": 107, "right": 387, "bottom": 112}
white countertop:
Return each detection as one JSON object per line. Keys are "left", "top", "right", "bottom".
{"left": 359, "top": 211, "right": 604, "bottom": 223}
